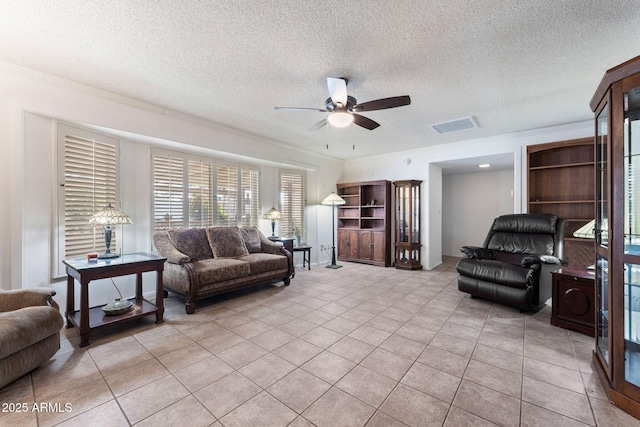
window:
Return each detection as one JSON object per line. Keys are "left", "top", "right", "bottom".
{"left": 216, "top": 164, "right": 239, "bottom": 227}
{"left": 152, "top": 149, "right": 260, "bottom": 231}
{"left": 56, "top": 124, "right": 120, "bottom": 276}
{"left": 279, "top": 170, "right": 306, "bottom": 240}
{"left": 241, "top": 168, "right": 260, "bottom": 228}
{"left": 153, "top": 151, "right": 186, "bottom": 230}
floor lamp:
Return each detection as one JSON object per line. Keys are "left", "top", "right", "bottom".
{"left": 322, "top": 192, "right": 346, "bottom": 269}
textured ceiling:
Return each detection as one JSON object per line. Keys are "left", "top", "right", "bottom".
{"left": 1, "top": 0, "right": 639, "bottom": 160}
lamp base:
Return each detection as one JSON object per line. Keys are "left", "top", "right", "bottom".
{"left": 325, "top": 264, "right": 343, "bottom": 269}
{"left": 98, "top": 251, "right": 120, "bottom": 259}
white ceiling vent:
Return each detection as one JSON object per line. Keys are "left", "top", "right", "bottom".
{"left": 430, "top": 116, "right": 480, "bottom": 134}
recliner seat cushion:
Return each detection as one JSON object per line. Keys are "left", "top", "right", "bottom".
{"left": 456, "top": 258, "right": 535, "bottom": 289}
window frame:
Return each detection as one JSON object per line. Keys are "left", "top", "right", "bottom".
{"left": 151, "top": 148, "right": 260, "bottom": 233}
{"left": 279, "top": 169, "right": 307, "bottom": 241}
{"left": 55, "top": 123, "right": 121, "bottom": 277}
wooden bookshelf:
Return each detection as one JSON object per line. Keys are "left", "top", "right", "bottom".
{"left": 336, "top": 180, "right": 391, "bottom": 266}
{"left": 527, "top": 138, "right": 595, "bottom": 267}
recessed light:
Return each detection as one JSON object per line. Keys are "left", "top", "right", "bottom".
{"left": 479, "top": 164, "right": 491, "bottom": 168}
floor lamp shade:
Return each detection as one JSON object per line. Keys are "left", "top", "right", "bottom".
{"left": 89, "top": 203, "right": 132, "bottom": 259}
{"left": 321, "top": 193, "right": 346, "bottom": 268}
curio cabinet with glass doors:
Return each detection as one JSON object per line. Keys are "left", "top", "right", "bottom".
{"left": 590, "top": 55, "right": 640, "bottom": 419}
{"left": 393, "top": 180, "right": 422, "bottom": 270}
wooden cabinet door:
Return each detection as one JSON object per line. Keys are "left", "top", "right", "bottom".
{"left": 371, "top": 231, "right": 386, "bottom": 263}
{"left": 359, "top": 231, "right": 373, "bottom": 260}
{"left": 338, "top": 230, "right": 359, "bottom": 259}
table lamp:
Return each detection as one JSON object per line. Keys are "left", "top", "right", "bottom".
{"left": 263, "top": 207, "right": 282, "bottom": 237}
{"left": 89, "top": 203, "right": 132, "bottom": 259}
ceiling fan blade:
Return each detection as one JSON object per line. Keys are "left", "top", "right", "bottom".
{"left": 353, "top": 95, "right": 411, "bottom": 112}
{"left": 327, "top": 77, "right": 348, "bottom": 106}
{"left": 308, "top": 118, "right": 328, "bottom": 131}
{"left": 274, "top": 106, "right": 328, "bottom": 112}
{"left": 352, "top": 114, "right": 380, "bottom": 130}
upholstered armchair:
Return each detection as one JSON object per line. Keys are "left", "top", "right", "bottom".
{"left": 456, "top": 213, "right": 567, "bottom": 311}
{"left": 0, "top": 288, "right": 63, "bottom": 388}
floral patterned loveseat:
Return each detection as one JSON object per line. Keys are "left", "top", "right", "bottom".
{"left": 153, "top": 226, "right": 294, "bottom": 314}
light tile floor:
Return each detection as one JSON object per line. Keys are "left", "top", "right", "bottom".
{"left": 2, "top": 257, "right": 639, "bottom": 426}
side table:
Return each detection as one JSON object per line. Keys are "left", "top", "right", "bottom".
{"left": 268, "top": 237, "right": 294, "bottom": 253}
{"left": 294, "top": 246, "right": 312, "bottom": 270}
{"left": 551, "top": 267, "right": 595, "bottom": 337}
{"left": 63, "top": 252, "right": 166, "bottom": 347}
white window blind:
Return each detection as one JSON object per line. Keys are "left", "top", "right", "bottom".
{"left": 241, "top": 168, "right": 260, "bottom": 227}
{"left": 152, "top": 149, "right": 260, "bottom": 231}
{"left": 153, "top": 153, "right": 185, "bottom": 231}
{"left": 279, "top": 170, "right": 306, "bottom": 240}
{"left": 56, "top": 125, "right": 120, "bottom": 276}
{"left": 188, "top": 159, "right": 214, "bottom": 228}
{"left": 217, "top": 164, "right": 239, "bottom": 227}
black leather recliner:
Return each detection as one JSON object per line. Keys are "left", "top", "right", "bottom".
{"left": 456, "top": 213, "right": 567, "bottom": 311}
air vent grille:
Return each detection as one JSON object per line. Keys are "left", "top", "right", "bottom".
{"left": 430, "top": 116, "right": 479, "bottom": 134}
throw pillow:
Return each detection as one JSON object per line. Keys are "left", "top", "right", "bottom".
{"left": 206, "top": 226, "right": 250, "bottom": 258}
{"left": 239, "top": 227, "right": 262, "bottom": 253}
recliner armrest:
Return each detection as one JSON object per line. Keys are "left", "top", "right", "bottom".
{"left": 539, "top": 255, "right": 562, "bottom": 265}
{"left": 460, "top": 246, "right": 493, "bottom": 259}
{"left": 519, "top": 254, "right": 561, "bottom": 268}
{"left": 0, "top": 288, "right": 59, "bottom": 312}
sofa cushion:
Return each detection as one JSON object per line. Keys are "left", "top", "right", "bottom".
{"left": 239, "top": 227, "right": 262, "bottom": 253}
{"left": 241, "top": 253, "right": 289, "bottom": 275}
{"left": 167, "top": 228, "right": 213, "bottom": 261}
{"left": 192, "top": 258, "right": 251, "bottom": 284}
{"left": 206, "top": 227, "right": 250, "bottom": 258}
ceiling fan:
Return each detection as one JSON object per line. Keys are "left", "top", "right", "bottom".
{"left": 274, "top": 77, "right": 411, "bottom": 131}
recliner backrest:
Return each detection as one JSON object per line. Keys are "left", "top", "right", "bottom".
{"left": 483, "top": 214, "right": 559, "bottom": 256}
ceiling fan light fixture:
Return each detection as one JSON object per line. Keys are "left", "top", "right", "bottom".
{"left": 327, "top": 111, "right": 353, "bottom": 128}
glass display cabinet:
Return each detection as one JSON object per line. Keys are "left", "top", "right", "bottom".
{"left": 590, "top": 55, "right": 640, "bottom": 418}
{"left": 393, "top": 180, "right": 422, "bottom": 270}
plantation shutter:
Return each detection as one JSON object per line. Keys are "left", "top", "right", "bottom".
{"left": 216, "top": 165, "right": 239, "bottom": 227}
{"left": 279, "top": 170, "right": 306, "bottom": 240}
{"left": 188, "top": 160, "right": 215, "bottom": 228}
{"left": 241, "top": 168, "right": 260, "bottom": 227}
{"left": 63, "top": 135, "right": 118, "bottom": 259}
{"left": 153, "top": 153, "right": 185, "bottom": 230}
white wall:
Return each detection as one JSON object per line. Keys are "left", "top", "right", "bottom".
{"left": 442, "top": 169, "right": 514, "bottom": 257}
{"left": 0, "top": 68, "right": 344, "bottom": 304}
{"left": 342, "top": 122, "right": 594, "bottom": 269}
{"left": 428, "top": 164, "right": 442, "bottom": 268}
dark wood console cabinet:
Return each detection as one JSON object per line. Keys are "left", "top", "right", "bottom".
{"left": 551, "top": 267, "right": 595, "bottom": 337}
